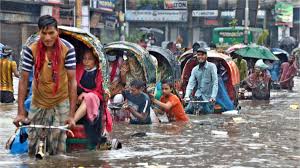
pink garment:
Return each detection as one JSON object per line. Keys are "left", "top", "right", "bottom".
{"left": 280, "top": 62, "right": 297, "bottom": 88}
{"left": 82, "top": 92, "right": 100, "bottom": 122}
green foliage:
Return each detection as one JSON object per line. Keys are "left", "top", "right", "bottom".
{"left": 100, "top": 32, "right": 119, "bottom": 44}
{"left": 126, "top": 30, "right": 144, "bottom": 43}
{"left": 257, "top": 29, "right": 269, "bottom": 45}
{"left": 229, "top": 19, "right": 238, "bottom": 28}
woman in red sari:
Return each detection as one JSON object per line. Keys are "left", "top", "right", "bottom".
{"left": 75, "top": 49, "right": 112, "bottom": 135}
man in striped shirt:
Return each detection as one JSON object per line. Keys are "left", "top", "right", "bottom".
{"left": 13, "top": 15, "right": 77, "bottom": 155}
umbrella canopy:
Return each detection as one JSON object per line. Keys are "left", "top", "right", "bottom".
{"left": 226, "top": 44, "right": 246, "bottom": 54}
{"left": 271, "top": 48, "right": 289, "bottom": 62}
{"left": 279, "top": 36, "right": 297, "bottom": 54}
{"left": 271, "top": 48, "right": 289, "bottom": 56}
{"left": 234, "top": 44, "right": 279, "bottom": 61}
{"left": 0, "top": 43, "right": 4, "bottom": 57}
{"left": 139, "top": 27, "right": 164, "bottom": 35}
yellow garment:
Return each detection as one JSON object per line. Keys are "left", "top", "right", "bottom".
{"left": 0, "top": 58, "right": 17, "bottom": 92}
{"left": 29, "top": 42, "right": 70, "bottom": 108}
{"left": 234, "top": 58, "right": 248, "bottom": 81}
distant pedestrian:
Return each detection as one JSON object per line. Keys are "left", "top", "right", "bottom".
{"left": 0, "top": 45, "right": 19, "bottom": 103}
{"left": 279, "top": 55, "right": 297, "bottom": 90}
{"left": 233, "top": 53, "right": 248, "bottom": 81}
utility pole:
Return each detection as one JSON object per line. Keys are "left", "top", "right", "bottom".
{"left": 187, "top": 0, "right": 193, "bottom": 47}
{"left": 244, "top": 0, "right": 249, "bottom": 44}
{"left": 75, "top": 0, "right": 82, "bottom": 28}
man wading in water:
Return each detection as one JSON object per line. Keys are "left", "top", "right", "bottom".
{"left": 13, "top": 15, "right": 77, "bottom": 156}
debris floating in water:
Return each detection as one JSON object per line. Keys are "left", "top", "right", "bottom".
{"left": 211, "top": 130, "right": 228, "bottom": 138}
{"left": 232, "top": 117, "right": 247, "bottom": 124}
{"left": 222, "top": 110, "right": 239, "bottom": 115}
{"left": 289, "top": 104, "right": 299, "bottom": 110}
{"left": 252, "top": 132, "right": 260, "bottom": 138}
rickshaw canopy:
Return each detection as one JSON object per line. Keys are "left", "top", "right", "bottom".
{"left": 104, "top": 41, "right": 156, "bottom": 83}
{"left": 147, "top": 46, "right": 181, "bottom": 81}
{"left": 180, "top": 49, "right": 240, "bottom": 103}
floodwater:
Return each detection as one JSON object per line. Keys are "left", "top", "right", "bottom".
{"left": 0, "top": 77, "right": 299, "bottom": 168}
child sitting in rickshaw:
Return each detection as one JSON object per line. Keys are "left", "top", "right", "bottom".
{"left": 75, "top": 49, "right": 113, "bottom": 144}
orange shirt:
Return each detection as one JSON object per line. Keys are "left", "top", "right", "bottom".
{"left": 160, "top": 94, "right": 189, "bottom": 122}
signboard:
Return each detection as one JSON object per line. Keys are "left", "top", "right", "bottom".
{"left": 126, "top": 10, "right": 188, "bottom": 22}
{"left": 39, "top": 0, "right": 62, "bottom": 4}
{"left": 204, "top": 19, "right": 219, "bottom": 26}
{"left": 220, "top": 10, "right": 235, "bottom": 18}
{"left": 164, "top": 0, "right": 187, "bottom": 9}
{"left": 257, "top": 10, "right": 266, "bottom": 19}
{"left": 192, "top": 10, "right": 218, "bottom": 17}
{"left": 93, "top": 0, "right": 115, "bottom": 12}
{"left": 219, "top": 31, "right": 244, "bottom": 38}
{"left": 275, "top": 2, "right": 293, "bottom": 27}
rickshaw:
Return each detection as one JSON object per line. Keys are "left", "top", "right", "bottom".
{"left": 147, "top": 46, "right": 182, "bottom": 99}
{"left": 103, "top": 41, "right": 157, "bottom": 120}
{"left": 180, "top": 49, "right": 240, "bottom": 112}
{"left": 104, "top": 41, "right": 156, "bottom": 84}
{"left": 16, "top": 26, "right": 109, "bottom": 154}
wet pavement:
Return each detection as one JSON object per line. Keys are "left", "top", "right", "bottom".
{"left": 0, "top": 77, "right": 299, "bottom": 168}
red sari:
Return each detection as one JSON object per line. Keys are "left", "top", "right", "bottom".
{"left": 76, "top": 64, "right": 113, "bottom": 132}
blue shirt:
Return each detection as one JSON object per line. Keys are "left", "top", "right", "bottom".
{"left": 122, "top": 90, "right": 151, "bottom": 124}
{"left": 185, "top": 61, "right": 218, "bottom": 100}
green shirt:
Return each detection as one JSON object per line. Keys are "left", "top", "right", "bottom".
{"left": 234, "top": 58, "right": 248, "bottom": 81}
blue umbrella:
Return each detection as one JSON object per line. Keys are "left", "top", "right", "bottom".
{"left": 271, "top": 48, "right": 289, "bottom": 56}
{"left": 0, "top": 43, "right": 4, "bottom": 58}
{"left": 271, "top": 48, "right": 289, "bottom": 62}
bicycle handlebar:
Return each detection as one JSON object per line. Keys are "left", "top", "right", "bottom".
{"left": 188, "top": 100, "right": 210, "bottom": 103}
{"left": 19, "top": 122, "right": 74, "bottom": 137}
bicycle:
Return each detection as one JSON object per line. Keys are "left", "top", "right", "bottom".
{"left": 185, "top": 97, "right": 211, "bottom": 115}
{"left": 108, "top": 102, "right": 130, "bottom": 121}
{"left": 18, "top": 122, "right": 74, "bottom": 159}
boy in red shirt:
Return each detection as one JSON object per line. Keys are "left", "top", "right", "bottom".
{"left": 151, "top": 80, "right": 189, "bottom": 122}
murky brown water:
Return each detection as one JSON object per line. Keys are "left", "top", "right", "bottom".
{"left": 1, "top": 77, "right": 299, "bottom": 167}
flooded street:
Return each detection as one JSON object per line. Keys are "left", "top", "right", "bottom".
{"left": 0, "top": 77, "right": 299, "bottom": 168}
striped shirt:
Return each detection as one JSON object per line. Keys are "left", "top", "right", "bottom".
{"left": 21, "top": 38, "right": 76, "bottom": 72}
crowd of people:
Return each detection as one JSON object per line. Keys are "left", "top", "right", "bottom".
{"left": 1, "top": 15, "right": 299, "bottom": 157}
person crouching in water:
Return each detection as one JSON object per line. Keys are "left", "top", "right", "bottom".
{"left": 151, "top": 80, "right": 189, "bottom": 122}
{"left": 75, "top": 49, "right": 112, "bottom": 142}
{"left": 121, "top": 80, "right": 152, "bottom": 124}
{"left": 243, "top": 59, "right": 271, "bottom": 100}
